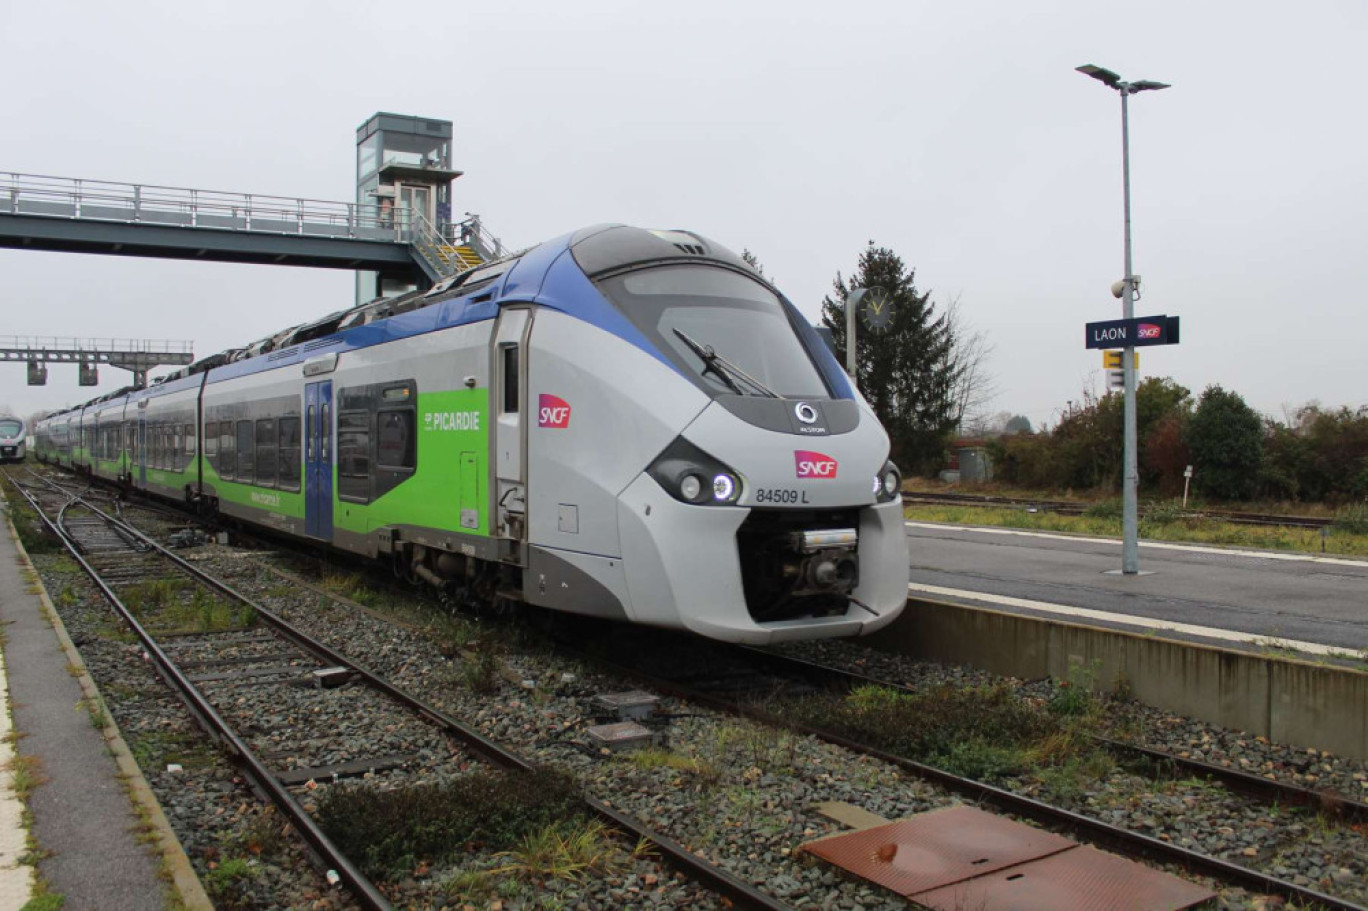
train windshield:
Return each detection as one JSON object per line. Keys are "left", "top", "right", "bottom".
{"left": 598, "top": 265, "right": 830, "bottom": 399}
{"left": 0, "top": 419, "right": 21, "bottom": 437}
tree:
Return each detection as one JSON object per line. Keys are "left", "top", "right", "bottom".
{"left": 821, "top": 243, "right": 957, "bottom": 473}
{"left": 944, "top": 294, "right": 997, "bottom": 431}
{"left": 1188, "top": 385, "right": 1263, "bottom": 501}
{"left": 1004, "top": 415, "right": 1033, "bottom": 434}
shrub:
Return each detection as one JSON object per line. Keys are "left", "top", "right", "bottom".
{"left": 1188, "top": 385, "right": 1264, "bottom": 501}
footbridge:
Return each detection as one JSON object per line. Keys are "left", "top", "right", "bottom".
{"left": 0, "top": 172, "right": 505, "bottom": 285}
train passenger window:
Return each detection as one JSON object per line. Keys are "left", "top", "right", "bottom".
{"left": 219, "top": 424, "right": 235, "bottom": 479}
{"left": 278, "top": 417, "right": 301, "bottom": 490}
{"left": 236, "top": 421, "right": 255, "bottom": 484}
{"left": 173, "top": 426, "right": 184, "bottom": 470}
{"left": 184, "top": 423, "right": 196, "bottom": 457}
{"left": 501, "top": 345, "right": 519, "bottom": 414}
{"left": 337, "top": 410, "right": 370, "bottom": 502}
{"left": 321, "top": 402, "right": 331, "bottom": 463}
{"left": 306, "top": 407, "right": 316, "bottom": 461}
{"left": 255, "top": 419, "right": 277, "bottom": 487}
{"left": 204, "top": 422, "right": 218, "bottom": 458}
{"left": 376, "top": 410, "right": 415, "bottom": 470}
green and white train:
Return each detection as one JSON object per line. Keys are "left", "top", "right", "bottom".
{"left": 34, "top": 226, "right": 909, "bottom": 643}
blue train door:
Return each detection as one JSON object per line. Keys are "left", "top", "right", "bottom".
{"left": 305, "top": 381, "right": 333, "bottom": 539}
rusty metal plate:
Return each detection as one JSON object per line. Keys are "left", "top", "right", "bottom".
{"left": 801, "top": 805, "right": 1074, "bottom": 896}
{"left": 911, "top": 844, "right": 1217, "bottom": 911}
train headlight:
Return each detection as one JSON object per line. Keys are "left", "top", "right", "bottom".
{"left": 680, "top": 474, "right": 703, "bottom": 501}
{"left": 876, "top": 460, "right": 901, "bottom": 503}
{"left": 647, "top": 437, "right": 744, "bottom": 506}
{"left": 712, "top": 473, "right": 739, "bottom": 503}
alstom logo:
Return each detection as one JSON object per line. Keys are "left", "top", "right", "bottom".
{"left": 795, "top": 450, "right": 838, "bottom": 479}
{"left": 538, "top": 394, "right": 571, "bottom": 429}
{"left": 1137, "top": 323, "right": 1162, "bottom": 340}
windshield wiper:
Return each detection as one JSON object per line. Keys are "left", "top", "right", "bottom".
{"left": 671, "top": 329, "right": 780, "bottom": 398}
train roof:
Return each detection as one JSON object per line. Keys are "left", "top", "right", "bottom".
{"left": 35, "top": 224, "right": 839, "bottom": 417}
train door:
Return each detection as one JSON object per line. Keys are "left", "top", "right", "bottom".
{"left": 492, "top": 308, "right": 531, "bottom": 547}
{"left": 136, "top": 413, "right": 147, "bottom": 485}
{"left": 305, "top": 381, "right": 334, "bottom": 539}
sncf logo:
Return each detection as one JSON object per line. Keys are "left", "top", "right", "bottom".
{"left": 538, "top": 394, "right": 571, "bottom": 429}
{"left": 795, "top": 450, "right": 838, "bottom": 479}
{"left": 1137, "top": 323, "right": 1162, "bottom": 340}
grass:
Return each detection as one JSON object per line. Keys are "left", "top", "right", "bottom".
{"left": 625, "top": 747, "right": 723, "bottom": 789}
{"left": 315, "top": 766, "right": 580, "bottom": 880}
{"left": 122, "top": 581, "right": 253, "bottom": 634}
{"left": 767, "top": 679, "right": 1115, "bottom": 785}
{"left": 201, "top": 857, "right": 255, "bottom": 906}
{"left": 459, "top": 648, "right": 503, "bottom": 695}
{"left": 319, "top": 569, "right": 380, "bottom": 607}
{"left": 7, "top": 754, "right": 47, "bottom": 800}
{"left": 905, "top": 503, "right": 1368, "bottom": 557}
{"left": 490, "top": 817, "right": 621, "bottom": 882}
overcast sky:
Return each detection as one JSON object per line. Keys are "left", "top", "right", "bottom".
{"left": 3, "top": 0, "right": 1365, "bottom": 430}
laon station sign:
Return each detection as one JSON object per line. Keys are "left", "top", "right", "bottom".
{"left": 1084, "top": 314, "right": 1181, "bottom": 349}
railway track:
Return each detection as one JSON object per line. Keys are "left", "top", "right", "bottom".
{"left": 903, "top": 489, "right": 1337, "bottom": 530}
{"left": 560, "top": 627, "right": 1368, "bottom": 911}
{"left": 7, "top": 468, "right": 799, "bottom": 911}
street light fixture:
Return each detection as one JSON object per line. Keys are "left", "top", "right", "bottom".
{"left": 1077, "top": 63, "right": 1170, "bottom": 576}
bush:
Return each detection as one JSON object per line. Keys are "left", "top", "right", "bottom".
{"left": 1332, "top": 504, "right": 1368, "bottom": 535}
{"left": 315, "top": 766, "right": 580, "bottom": 880}
{"left": 1188, "top": 386, "right": 1263, "bottom": 501}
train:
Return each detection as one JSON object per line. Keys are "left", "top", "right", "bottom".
{"left": 33, "top": 225, "right": 909, "bottom": 643}
{"left": 0, "top": 415, "right": 26, "bottom": 463}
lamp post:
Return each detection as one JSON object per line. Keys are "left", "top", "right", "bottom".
{"left": 1077, "top": 63, "right": 1169, "bottom": 575}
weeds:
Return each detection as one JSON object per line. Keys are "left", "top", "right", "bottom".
{"left": 202, "top": 857, "right": 255, "bottom": 906}
{"left": 7, "top": 754, "right": 47, "bottom": 800}
{"left": 460, "top": 648, "right": 503, "bottom": 695}
{"left": 490, "top": 817, "right": 620, "bottom": 882}
{"left": 626, "top": 748, "right": 722, "bottom": 789}
{"left": 769, "top": 682, "right": 1061, "bottom": 782}
{"left": 1332, "top": 503, "right": 1368, "bottom": 535}
{"left": 315, "top": 766, "right": 580, "bottom": 880}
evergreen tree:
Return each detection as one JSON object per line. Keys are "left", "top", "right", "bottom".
{"left": 1188, "top": 385, "right": 1263, "bottom": 501}
{"left": 821, "top": 243, "right": 956, "bottom": 473}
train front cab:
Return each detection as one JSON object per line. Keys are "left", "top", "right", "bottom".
{"left": 515, "top": 228, "right": 909, "bottom": 644}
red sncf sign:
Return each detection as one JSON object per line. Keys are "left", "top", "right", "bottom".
{"left": 538, "top": 394, "right": 571, "bottom": 429}
{"left": 795, "top": 450, "right": 838, "bottom": 479}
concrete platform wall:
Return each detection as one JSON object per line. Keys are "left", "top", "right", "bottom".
{"left": 869, "top": 599, "right": 1368, "bottom": 762}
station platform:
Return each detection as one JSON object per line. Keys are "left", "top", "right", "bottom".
{"left": 0, "top": 505, "right": 207, "bottom": 910}
{"left": 905, "top": 520, "right": 1368, "bottom": 656}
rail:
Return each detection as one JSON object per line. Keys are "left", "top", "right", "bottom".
{"left": 559, "top": 632, "right": 1367, "bottom": 911}
{"left": 15, "top": 468, "right": 795, "bottom": 911}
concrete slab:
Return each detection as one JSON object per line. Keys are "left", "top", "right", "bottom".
{"left": 0, "top": 647, "right": 34, "bottom": 908}
{"left": 1, "top": 497, "right": 206, "bottom": 910}
{"left": 812, "top": 801, "right": 892, "bottom": 831}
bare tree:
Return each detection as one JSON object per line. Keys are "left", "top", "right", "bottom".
{"left": 945, "top": 294, "right": 997, "bottom": 432}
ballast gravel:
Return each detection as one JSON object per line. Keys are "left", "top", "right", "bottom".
{"left": 28, "top": 508, "right": 1368, "bottom": 910}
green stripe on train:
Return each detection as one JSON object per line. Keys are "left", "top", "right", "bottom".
{"left": 334, "top": 389, "right": 490, "bottom": 538}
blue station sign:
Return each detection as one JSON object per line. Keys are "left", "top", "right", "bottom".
{"left": 1085, "top": 315, "right": 1180, "bottom": 349}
